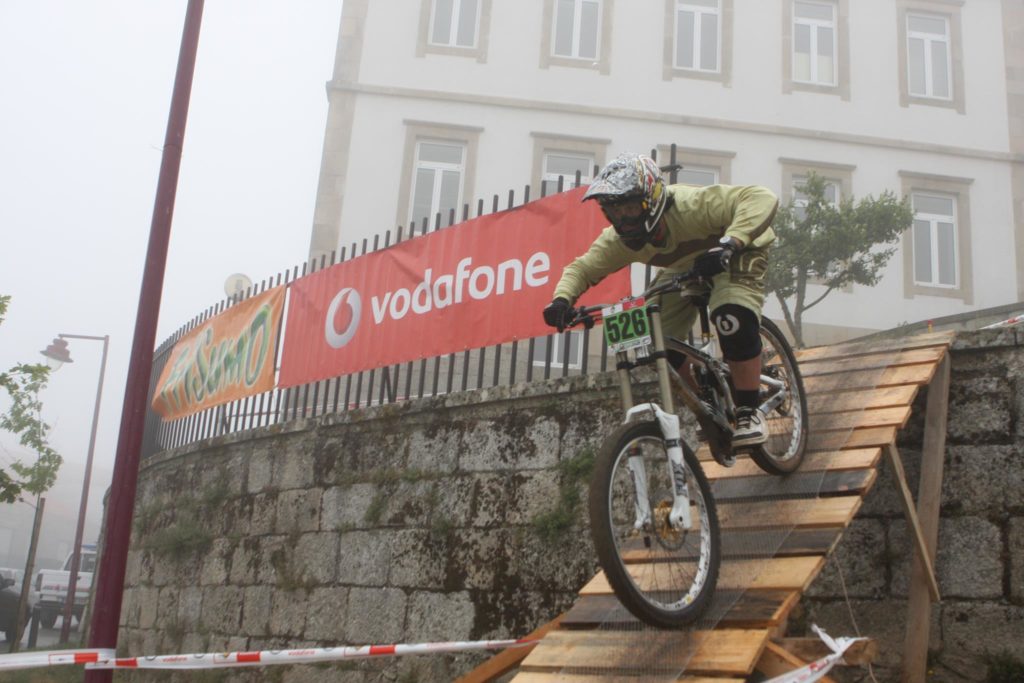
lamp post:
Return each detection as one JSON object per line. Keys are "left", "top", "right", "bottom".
{"left": 40, "top": 334, "right": 109, "bottom": 644}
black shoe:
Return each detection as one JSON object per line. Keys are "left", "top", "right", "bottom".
{"left": 733, "top": 407, "right": 767, "bottom": 447}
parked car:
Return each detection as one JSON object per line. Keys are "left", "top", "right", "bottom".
{"left": 33, "top": 544, "right": 96, "bottom": 629}
{"left": 0, "top": 575, "right": 29, "bottom": 642}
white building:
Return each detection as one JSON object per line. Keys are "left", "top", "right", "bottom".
{"left": 308, "top": 0, "right": 1024, "bottom": 344}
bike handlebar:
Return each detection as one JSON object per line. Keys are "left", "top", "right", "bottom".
{"left": 563, "top": 269, "right": 706, "bottom": 330}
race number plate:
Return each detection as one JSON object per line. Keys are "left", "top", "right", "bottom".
{"left": 602, "top": 298, "right": 652, "bottom": 354}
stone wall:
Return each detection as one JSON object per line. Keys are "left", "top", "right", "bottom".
{"left": 800, "top": 328, "right": 1024, "bottom": 682}
{"left": 119, "top": 329, "right": 1024, "bottom": 682}
{"left": 119, "top": 372, "right": 638, "bottom": 682}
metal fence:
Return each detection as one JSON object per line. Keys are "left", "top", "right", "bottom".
{"left": 141, "top": 146, "right": 686, "bottom": 457}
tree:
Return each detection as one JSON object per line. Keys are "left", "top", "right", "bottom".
{"left": 0, "top": 295, "right": 62, "bottom": 503}
{"left": 765, "top": 173, "right": 915, "bottom": 347}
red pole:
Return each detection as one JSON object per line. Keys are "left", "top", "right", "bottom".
{"left": 84, "top": 3, "right": 204, "bottom": 680}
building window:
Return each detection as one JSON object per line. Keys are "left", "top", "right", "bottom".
{"left": 911, "top": 193, "right": 957, "bottom": 288}
{"left": 532, "top": 332, "right": 584, "bottom": 370}
{"left": 896, "top": 1, "right": 963, "bottom": 113}
{"left": 430, "top": 0, "right": 479, "bottom": 48}
{"left": 417, "top": 0, "right": 492, "bottom": 62}
{"left": 899, "top": 170, "right": 973, "bottom": 302}
{"left": 793, "top": 1, "right": 836, "bottom": 86}
{"left": 553, "top": 0, "right": 601, "bottom": 60}
{"left": 410, "top": 141, "right": 466, "bottom": 227}
{"left": 542, "top": 152, "right": 594, "bottom": 196}
{"left": 674, "top": 0, "right": 720, "bottom": 72}
{"left": 658, "top": 145, "right": 734, "bottom": 185}
{"left": 396, "top": 121, "right": 482, "bottom": 231}
{"left": 906, "top": 13, "right": 951, "bottom": 100}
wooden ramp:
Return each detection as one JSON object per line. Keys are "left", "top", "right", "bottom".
{"left": 459, "top": 331, "right": 953, "bottom": 683}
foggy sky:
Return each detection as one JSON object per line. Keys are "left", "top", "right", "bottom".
{"left": 0, "top": 1, "right": 343, "bottom": 547}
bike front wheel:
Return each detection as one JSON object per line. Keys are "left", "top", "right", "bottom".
{"left": 589, "top": 420, "right": 720, "bottom": 627}
{"left": 751, "top": 317, "right": 809, "bottom": 475}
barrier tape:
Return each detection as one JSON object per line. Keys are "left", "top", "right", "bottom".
{"left": 85, "top": 638, "right": 536, "bottom": 670}
{"left": 763, "top": 624, "right": 867, "bottom": 683}
{"left": 982, "top": 314, "right": 1024, "bottom": 329}
{"left": 0, "top": 649, "right": 116, "bottom": 672}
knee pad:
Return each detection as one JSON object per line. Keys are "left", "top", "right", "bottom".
{"left": 711, "top": 304, "right": 762, "bottom": 361}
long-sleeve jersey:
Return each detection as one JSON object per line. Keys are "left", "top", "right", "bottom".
{"left": 553, "top": 183, "right": 779, "bottom": 303}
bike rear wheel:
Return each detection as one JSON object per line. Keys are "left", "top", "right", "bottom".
{"left": 750, "top": 317, "right": 809, "bottom": 475}
{"left": 589, "top": 420, "right": 720, "bottom": 627}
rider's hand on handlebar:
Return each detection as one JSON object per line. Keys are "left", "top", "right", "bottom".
{"left": 693, "top": 241, "right": 737, "bottom": 278}
{"left": 542, "top": 297, "right": 573, "bottom": 332}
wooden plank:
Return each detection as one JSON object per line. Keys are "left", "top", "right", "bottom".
{"left": 804, "top": 363, "right": 937, "bottom": 394}
{"left": 519, "top": 629, "right": 768, "bottom": 676}
{"left": 757, "top": 641, "right": 840, "bottom": 683}
{"left": 712, "top": 468, "right": 877, "bottom": 502}
{"left": 794, "top": 332, "right": 953, "bottom": 363}
{"left": 799, "top": 347, "right": 945, "bottom": 377}
{"left": 562, "top": 590, "right": 799, "bottom": 630}
{"left": 904, "top": 355, "right": 951, "bottom": 683}
{"left": 455, "top": 614, "right": 565, "bottom": 683}
{"left": 579, "top": 556, "right": 826, "bottom": 596}
{"left": 701, "top": 447, "right": 882, "bottom": 478}
{"left": 717, "top": 496, "right": 861, "bottom": 530}
{"left": 886, "top": 444, "right": 940, "bottom": 604}
{"left": 621, "top": 528, "right": 842, "bottom": 562}
{"left": 807, "top": 425, "right": 896, "bottom": 452}
{"left": 808, "top": 406, "right": 912, "bottom": 432}
{"left": 808, "top": 385, "right": 919, "bottom": 414}
{"left": 513, "top": 673, "right": 744, "bottom": 683}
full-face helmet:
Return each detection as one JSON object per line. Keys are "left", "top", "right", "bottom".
{"left": 582, "top": 153, "right": 668, "bottom": 248}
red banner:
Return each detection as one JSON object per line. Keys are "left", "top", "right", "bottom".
{"left": 279, "top": 188, "right": 628, "bottom": 387}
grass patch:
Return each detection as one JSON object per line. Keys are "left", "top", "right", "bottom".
{"left": 144, "top": 518, "right": 213, "bottom": 560}
{"left": 985, "top": 651, "right": 1024, "bottom": 683}
{"left": 531, "top": 448, "right": 596, "bottom": 544}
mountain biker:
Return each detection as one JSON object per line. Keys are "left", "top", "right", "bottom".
{"left": 542, "top": 153, "right": 778, "bottom": 447}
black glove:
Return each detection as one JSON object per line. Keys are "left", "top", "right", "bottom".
{"left": 693, "top": 241, "right": 737, "bottom": 278}
{"left": 542, "top": 298, "right": 573, "bottom": 332}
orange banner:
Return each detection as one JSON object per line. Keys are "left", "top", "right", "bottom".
{"left": 152, "top": 286, "right": 286, "bottom": 420}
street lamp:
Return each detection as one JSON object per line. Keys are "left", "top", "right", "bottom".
{"left": 40, "top": 333, "right": 109, "bottom": 644}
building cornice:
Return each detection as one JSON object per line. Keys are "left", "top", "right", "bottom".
{"left": 328, "top": 80, "right": 1024, "bottom": 164}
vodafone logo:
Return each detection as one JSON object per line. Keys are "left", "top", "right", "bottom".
{"left": 325, "top": 287, "right": 362, "bottom": 348}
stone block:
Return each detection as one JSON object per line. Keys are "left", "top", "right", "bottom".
{"left": 859, "top": 448, "right": 921, "bottom": 518}
{"left": 274, "top": 440, "right": 317, "bottom": 490}
{"left": 157, "top": 588, "right": 179, "bottom": 630}
{"left": 247, "top": 444, "right": 275, "bottom": 493}
{"left": 446, "top": 529, "right": 508, "bottom": 590}
{"left": 346, "top": 587, "right": 407, "bottom": 643}
{"left": 459, "top": 416, "right": 559, "bottom": 471}
{"left": 249, "top": 492, "right": 278, "bottom": 535}
{"left": 890, "top": 517, "right": 1002, "bottom": 599}
{"left": 176, "top": 586, "right": 203, "bottom": 629}
{"left": 1010, "top": 518, "right": 1024, "bottom": 603}
{"left": 388, "top": 529, "right": 447, "bottom": 589}
{"left": 275, "top": 488, "right": 323, "bottom": 533}
{"left": 201, "top": 586, "right": 243, "bottom": 633}
{"left": 293, "top": 532, "right": 339, "bottom": 584}
{"left": 229, "top": 537, "right": 261, "bottom": 585}
{"left": 806, "top": 519, "right": 887, "bottom": 599}
{"left": 337, "top": 531, "right": 392, "bottom": 586}
{"left": 270, "top": 589, "right": 309, "bottom": 638}
{"left": 942, "top": 445, "right": 1024, "bottom": 515}
{"left": 511, "top": 527, "right": 597, "bottom": 594}
{"left": 407, "top": 427, "right": 460, "bottom": 473}
{"left": 941, "top": 602, "right": 1024, "bottom": 676}
{"left": 322, "top": 483, "right": 378, "bottom": 531}
{"left": 136, "top": 587, "right": 160, "bottom": 630}
{"left": 947, "top": 375, "right": 1013, "bottom": 444}
{"left": 324, "top": 428, "right": 408, "bottom": 475}
{"left": 951, "top": 329, "right": 1018, "bottom": 352}
{"left": 241, "top": 586, "right": 272, "bottom": 635}
{"left": 466, "top": 473, "right": 513, "bottom": 528}
{"left": 256, "top": 535, "right": 290, "bottom": 585}
{"left": 406, "top": 591, "right": 476, "bottom": 641}
{"left": 200, "top": 538, "right": 235, "bottom": 585}
{"left": 505, "top": 471, "right": 561, "bottom": 525}
{"left": 431, "top": 475, "right": 475, "bottom": 527}
{"left": 304, "top": 587, "right": 349, "bottom": 641}
{"left": 382, "top": 479, "right": 436, "bottom": 527}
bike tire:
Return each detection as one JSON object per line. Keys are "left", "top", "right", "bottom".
{"left": 750, "top": 317, "right": 809, "bottom": 475}
{"left": 589, "top": 420, "right": 720, "bottom": 628}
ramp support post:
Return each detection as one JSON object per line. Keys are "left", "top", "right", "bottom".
{"left": 897, "top": 353, "right": 950, "bottom": 683}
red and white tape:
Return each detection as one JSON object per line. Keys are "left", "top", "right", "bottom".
{"left": 85, "top": 637, "right": 535, "bottom": 670}
{"left": 763, "top": 625, "right": 866, "bottom": 683}
{"left": 0, "top": 649, "right": 116, "bottom": 672}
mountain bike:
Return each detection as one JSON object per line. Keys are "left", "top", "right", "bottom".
{"left": 564, "top": 270, "right": 808, "bottom": 627}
